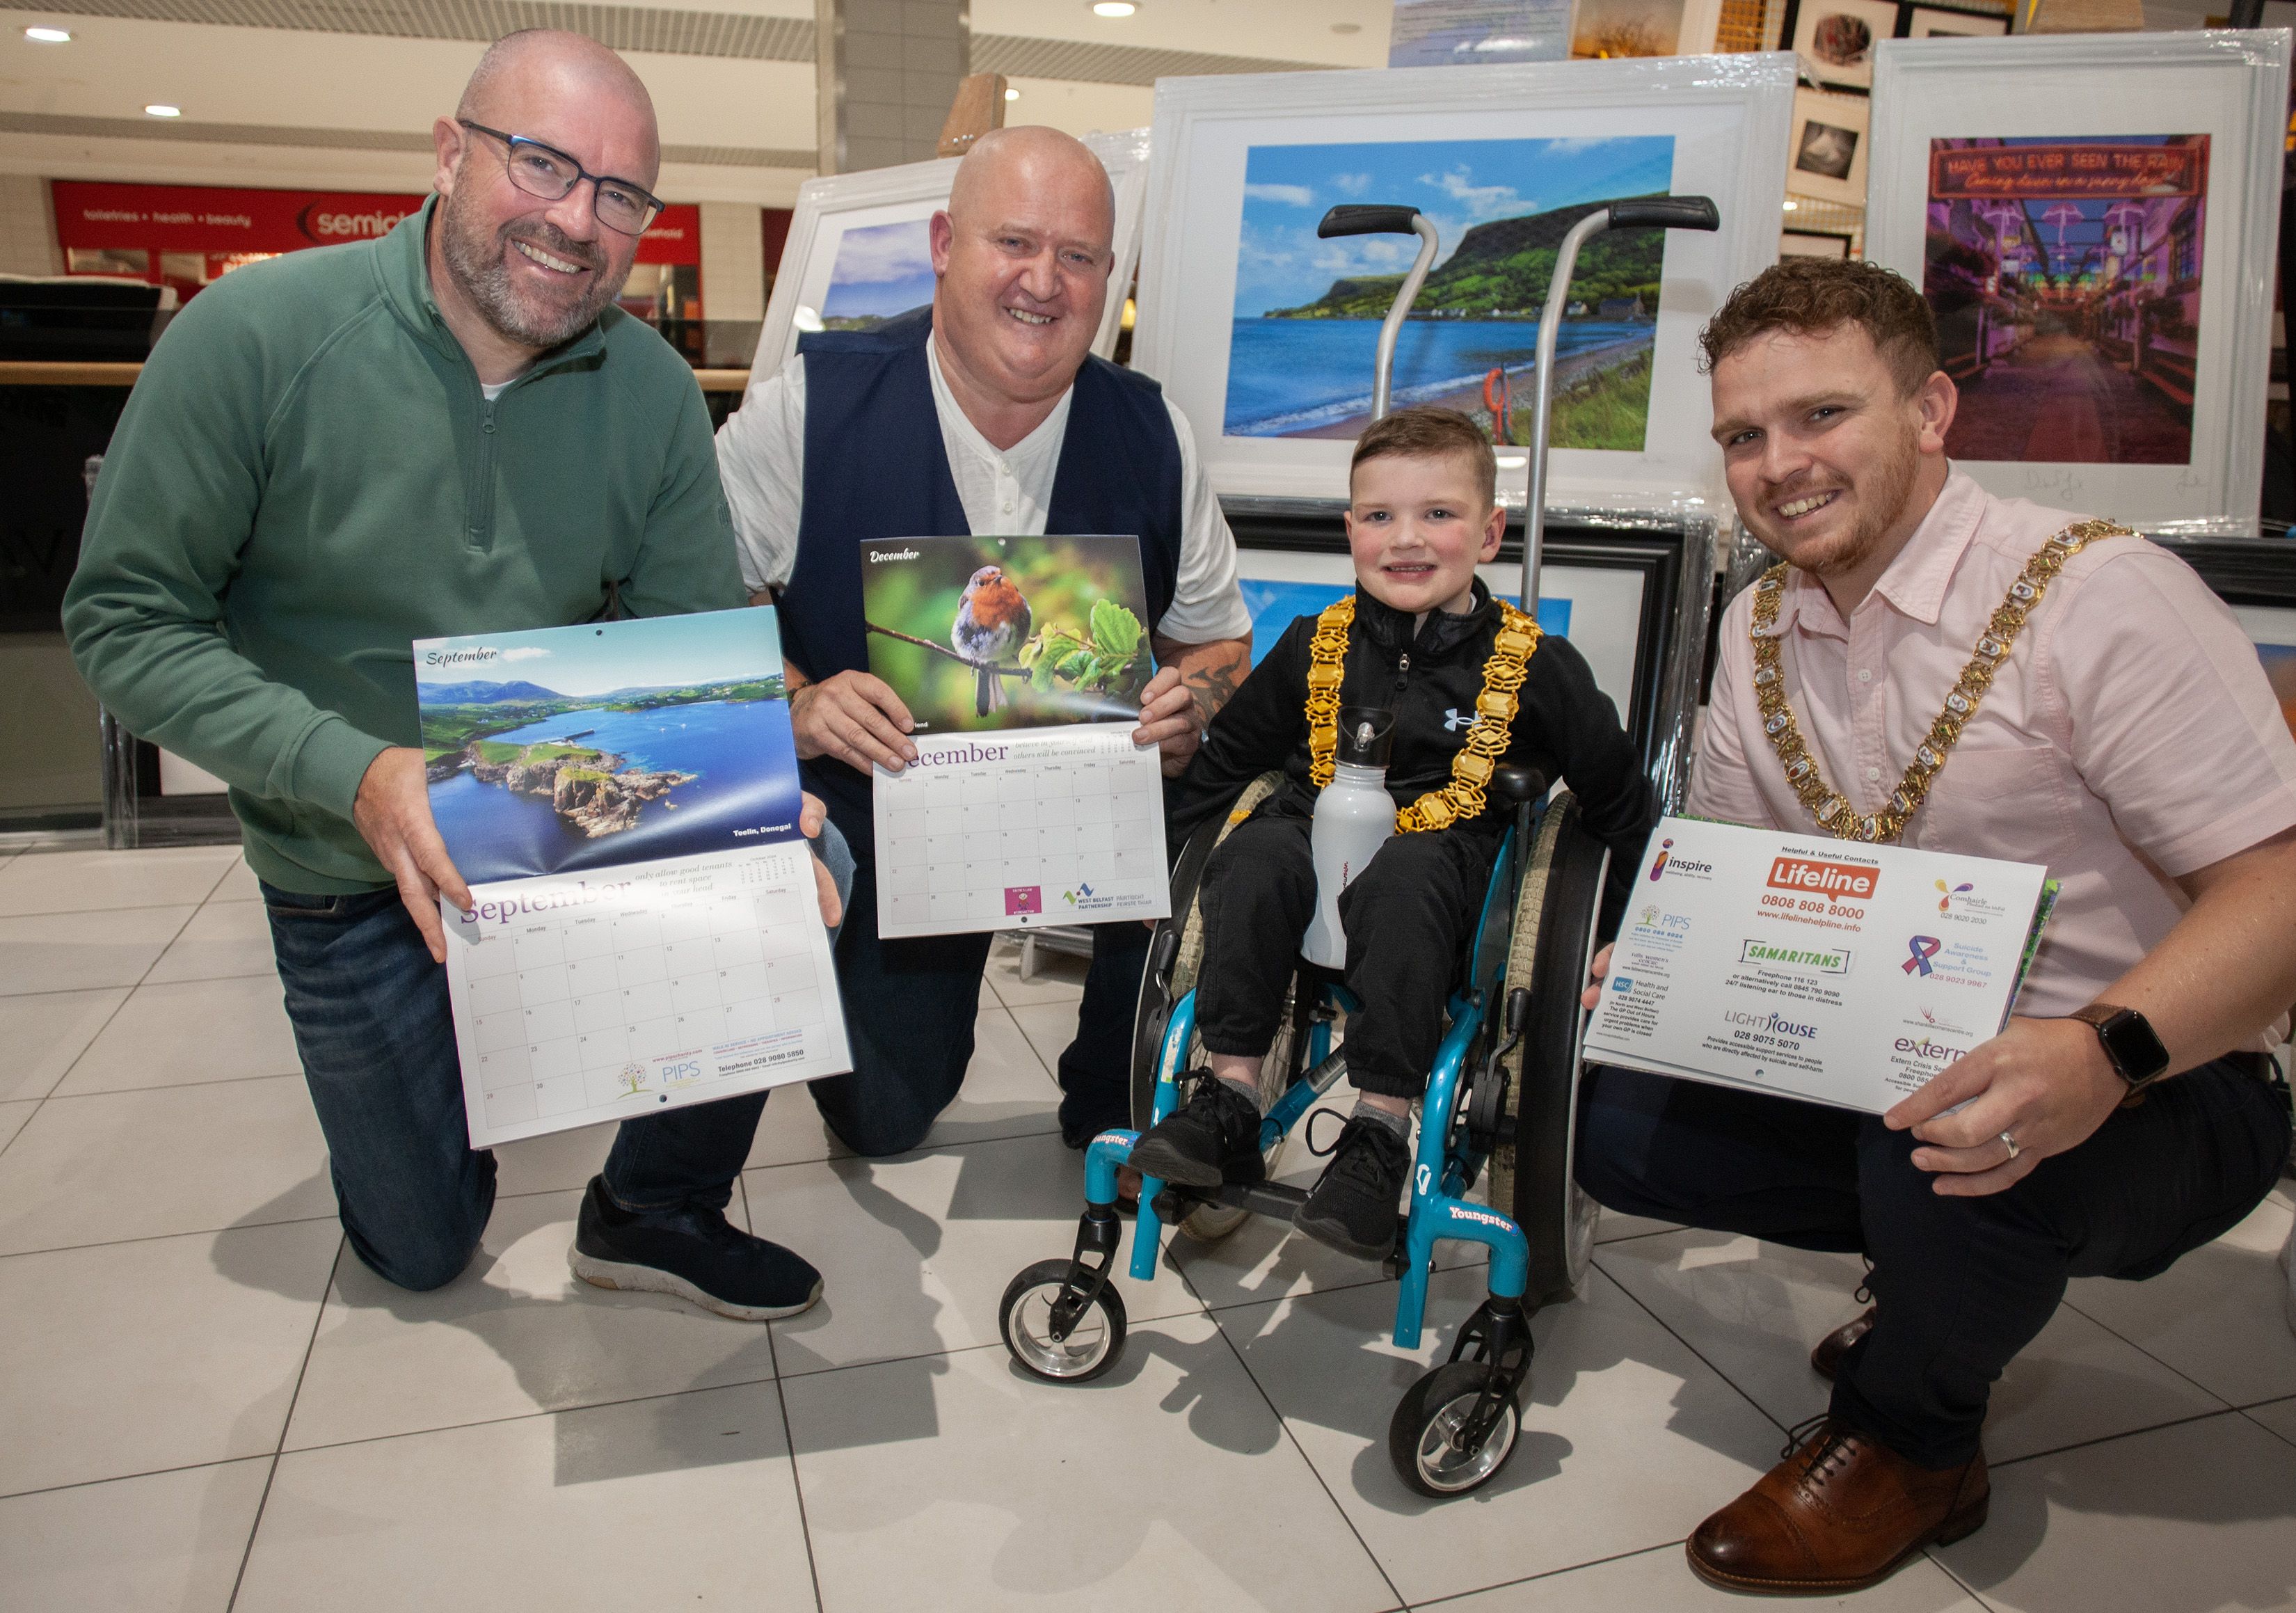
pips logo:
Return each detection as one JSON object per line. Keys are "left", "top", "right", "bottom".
{"left": 1936, "top": 879, "right": 1975, "bottom": 914}
{"left": 1640, "top": 904, "right": 1660, "bottom": 927}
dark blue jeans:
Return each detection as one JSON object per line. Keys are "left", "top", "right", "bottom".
{"left": 262, "top": 825, "right": 854, "bottom": 1292}
{"left": 1575, "top": 1055, "right": 2290, "bottom": 1467}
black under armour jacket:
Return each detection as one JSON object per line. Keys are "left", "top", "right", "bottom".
{"left": 1172, "top": 579, "right": 1658, "bottom": 927}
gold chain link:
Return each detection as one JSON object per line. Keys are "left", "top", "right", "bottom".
{"left": 1305, "top": 595, "right": 1542, "bottom": 834}
{"left": 1751, "top": 518, "right": 2130, "bottom": 844}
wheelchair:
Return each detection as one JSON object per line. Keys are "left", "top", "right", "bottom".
{"left": 996, "top": 190, "right": 1718, "bottom": 1497}
{"left": 997, "top": 764, "right": 1611, "bottom": 1497}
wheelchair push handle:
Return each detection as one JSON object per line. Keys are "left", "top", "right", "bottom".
{"left": 1319, "top": 204, "right": 1444, "bottom": 423}
{"left": 1604, "top": 195, "right": 1721, "bottom": 233}
{"left": 1488, "top": 765, "right": 1547, "bottom": 809}
{"left": 1316, "top": 204, "right": 1423, "bottom": 239}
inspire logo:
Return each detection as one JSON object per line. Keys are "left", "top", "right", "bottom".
{"left": 1647, "top": 838, "right": 1673, "bottom": 881}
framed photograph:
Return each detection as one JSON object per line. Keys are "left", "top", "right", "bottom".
{"left": 1867, "top": 33, "right": 2290, "bottom": 532}
{"left": 1789, "top": 89, "right": 1872, "bottom": 207}
{"left": 1785, "top": 0, "right": 1902, "bottom": 90}
{"left": 1129, "top": 55, "right": 1794, "bottom": 511}
{"left": 1906, "top": 6, "right": 2010, "bottom": 37}
{"left": 747, "top": 128, "right": 1151, "bottom": 385}
{"left": 1568, "top": 0, "right": 1727, "bottom": 58}
{"left": 1781, "top": 228, "right": 1856, "bottom": 258}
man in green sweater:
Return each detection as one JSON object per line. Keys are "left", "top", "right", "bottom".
{"left": 64, "top": 30, "right": 838, "bottom": 1320}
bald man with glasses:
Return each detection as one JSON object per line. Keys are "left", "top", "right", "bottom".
{"left": 67, "top": 30, "right": 843, "bottom": 1321}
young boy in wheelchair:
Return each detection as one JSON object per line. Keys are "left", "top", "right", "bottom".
{"left": 1133, "top": 406, "right": 1657, "bottom": 1260}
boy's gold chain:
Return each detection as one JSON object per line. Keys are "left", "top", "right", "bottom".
{"left": 1750, "top": 518, "right": 2128, "bottom": 844}
{"left": 1305, "top": 595, "right": 1541, "bottom": 833}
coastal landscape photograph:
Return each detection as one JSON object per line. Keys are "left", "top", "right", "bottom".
{"left": 820, "top": 216, "right": 935, "bottom": 331}
{"left": 1224, "top": 134, "right": 1676, "bottom": 451}
{"left": 415, "top": 609, "right": 804, "bottom": 885}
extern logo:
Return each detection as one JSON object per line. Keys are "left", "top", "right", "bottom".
{"left": 1893, "top": 1035, "right": 1966, "bottom": 1063}
{"left": 1768, "top": 855, "right": 1879, "bottom": 898}
{"left": 1904, "top": 935, "right": 1943, "bottom": 976}
{"left": 1936, "top": 879, "right": 1975, "bottom": 914}
{"left": 866, "top": 547, "right": 921, "bottom": 563}
{"left": 1739, "top": 939, "right": 1852, "bottom": 974}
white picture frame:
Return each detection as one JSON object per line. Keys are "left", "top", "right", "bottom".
{"left": 1865, "top": 32, "right": 2290, "bottom": 533}
{"left": 748, "top": 128, "right": 1151, "bottom": 386}
{"left": 1789, "top": 88, "right": 1872, "bottom": 207}
{"left": 1787, "top": 0, "right": 1903, "bottom": 90}
{"left": 1129, "top": 55, "right": 1795, "bottom": 514}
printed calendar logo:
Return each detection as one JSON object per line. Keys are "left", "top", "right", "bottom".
{"left": 1005, "top": 886, "right": 1044, "bottom": 916}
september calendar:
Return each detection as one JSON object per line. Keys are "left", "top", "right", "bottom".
{"left": 862, "top": 534, "right": 1172, "bottom": 939}
{"left": 416, "top": 607, "right": 850, "bottom": 1147}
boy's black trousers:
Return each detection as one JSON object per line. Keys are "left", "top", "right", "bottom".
{"left": 1193, "top": 812, "right": 1497, "bottom": 1098}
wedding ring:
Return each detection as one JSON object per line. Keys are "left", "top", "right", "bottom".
{"left": 1999, "top": 1130, "right": 2020, "bottom": 1161}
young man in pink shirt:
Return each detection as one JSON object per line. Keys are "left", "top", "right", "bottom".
{"left": 1575, "top": 258, "right": 2296, "bottom": 1594}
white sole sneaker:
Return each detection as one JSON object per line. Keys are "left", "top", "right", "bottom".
{"left": 566, "top": 1247, "right": 823, "bottom": 1321}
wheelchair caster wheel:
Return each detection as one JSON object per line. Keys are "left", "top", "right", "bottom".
{"left": 1389, "top": 1362, "right": 1520, "bottom": 1497}
{"left": 999, "top": 1259, "right": 1127, "bottom": 1383}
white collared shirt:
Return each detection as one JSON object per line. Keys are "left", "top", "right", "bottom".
{"left": 714, "top": 334, "right": 1251, "bottom": 645}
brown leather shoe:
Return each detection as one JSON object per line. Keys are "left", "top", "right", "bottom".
{"left": 1686, "top": 1417, "right": 1988, "bottom": 1594}
{"left": 1810, "top": 1306, "right": 1876, "bottom": 1381}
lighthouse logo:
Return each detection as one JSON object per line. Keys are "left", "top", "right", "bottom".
{"left": 1646, "top": 838, "right": 1675, "bottom": 881}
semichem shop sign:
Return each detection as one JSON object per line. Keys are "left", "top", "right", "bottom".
{"left": 52, "top": 180, "right": 700, "bottom": 264}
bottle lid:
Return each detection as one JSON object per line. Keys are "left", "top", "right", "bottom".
{"left": 1335, "top": 704, "right": 1396, "bottom": 767}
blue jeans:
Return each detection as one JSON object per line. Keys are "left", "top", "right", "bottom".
{"left": 1575, "top": 1054, "right": 2290, "bottom": 1466}
{"left": 263, "top": 823, "right": 856, "bottom": 1291}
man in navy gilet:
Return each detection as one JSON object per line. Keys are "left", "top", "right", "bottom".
{"left": 716, "top": 126, "right": 1253, "bottom": 1159}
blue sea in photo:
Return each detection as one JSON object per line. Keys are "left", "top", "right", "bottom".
{"left": 426, "top": 699, "right": 802, "bottom": 885}
{"left": 1224, "top": 317, "right": 1655, "bottom": 437}
{"left": 1237, "top": 580, "right": 1572, "bottom": 668}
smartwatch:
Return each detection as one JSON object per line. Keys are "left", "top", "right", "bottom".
{"left": 2066, "top": 1003, "right": 2171, "bottom": 1091}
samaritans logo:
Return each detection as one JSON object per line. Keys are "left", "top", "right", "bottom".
{"left": 1739, "top": 939, "right": 1852, "bottom": 974}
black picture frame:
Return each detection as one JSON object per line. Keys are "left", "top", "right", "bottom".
{"left": 1780, "top": 0, "right": 2014, "bottom": 96}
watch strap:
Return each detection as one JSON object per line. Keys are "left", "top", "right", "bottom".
{"left": 2067, "top": 1002, "right": 2170, "bottom": 1088}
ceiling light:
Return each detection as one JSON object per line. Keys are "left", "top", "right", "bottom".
{"left": 1005, "top": 86, "right": 1020, "bottom": 100}
{"left": 1332, "top": 22, "right": 1362, "bottom": 32}
{"left": 23, "top": 26, "right": 72, "bottom": 42}
{"left": 1092, "top": 2, "right": 1137, "bottom": 16}
{"left": 144, "top": 103, "right": 181, "bottom": 117}
{"left": 1783, "top": 199, "right": 1799, "bottom": 211}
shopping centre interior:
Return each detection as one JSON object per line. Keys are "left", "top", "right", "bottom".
{"left": 3, "top": 1, "right": 2295, "bottom": 1610}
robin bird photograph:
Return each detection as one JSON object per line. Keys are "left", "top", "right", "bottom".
{"left": 952, "top": 565, "right": 1033, "bottom": 716}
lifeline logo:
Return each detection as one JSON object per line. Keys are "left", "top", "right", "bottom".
{"left": 866, "top": 547, "right": 921, "bottom": 563}
{"left": 1739, "top": 939, "right": 1852, "bottom": 974}
{"left": 1768, "top": 854, "right": 1879, "bottom": 899}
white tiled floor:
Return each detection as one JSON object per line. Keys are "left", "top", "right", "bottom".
{"left": 2, "top": 846, "right": 2293, "bottom": 1612}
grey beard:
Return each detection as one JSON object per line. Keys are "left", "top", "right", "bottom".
{"left": 436, "top": 198, "right": 618, "bottom": 351}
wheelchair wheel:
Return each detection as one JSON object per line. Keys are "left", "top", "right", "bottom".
{"left": 1389, "top": 1362, "right": 1520, "bottom": 1497}
{"left": 1481, "top": 791, "right": 1611, "bottom": 1307}
{"left": 1130, "top": 775, "right": 1325, "bottom": 1241}
{"left": 1000, "top": 1259, "right": 1128, "bottom": 1383}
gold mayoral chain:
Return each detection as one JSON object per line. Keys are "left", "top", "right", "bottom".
{"left": 1750, "top": 517, "right": 2130, "bottom": 845}
{"left": 1305, "top": 594, "right": 1542, "bottom": 833}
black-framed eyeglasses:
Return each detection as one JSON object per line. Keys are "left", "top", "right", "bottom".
{"left": 456, "top": 120, "right": 663, "bottom": 237}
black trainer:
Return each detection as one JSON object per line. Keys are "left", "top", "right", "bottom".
{"left": 1296, "top": 1115, "right": 1412, "bottom": 1260}
{"left": 568, "top": 1175, "right": 822, "bottom": 1321}
{"left": 1126, "top": 1072, "right": 1266, "bottom": 1189}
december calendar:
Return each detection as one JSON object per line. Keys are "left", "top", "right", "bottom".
{"left": 863, "top": 534, "right": 1172, "bottom": 939}
{"left": 415, "top": 607, "right": 850, "bottom": 1147}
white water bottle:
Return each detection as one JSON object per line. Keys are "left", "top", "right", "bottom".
{"left": 1302, "top": 706, "right": 1397, "bottom": 970}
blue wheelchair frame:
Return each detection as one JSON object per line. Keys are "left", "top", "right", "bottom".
{"left": 1081, "top": 819, "right": 1530, "bottom": 1351}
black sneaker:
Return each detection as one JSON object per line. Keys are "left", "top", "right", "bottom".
{"left": 568, "top": 1176, "right": 822, "bottom": 1321}
{"left": 1296, "top": 1116, "right": 1412, "bottom": 1260}
{"left": 1126, "top": 1072, "right": 1266, "bottom": 1189}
